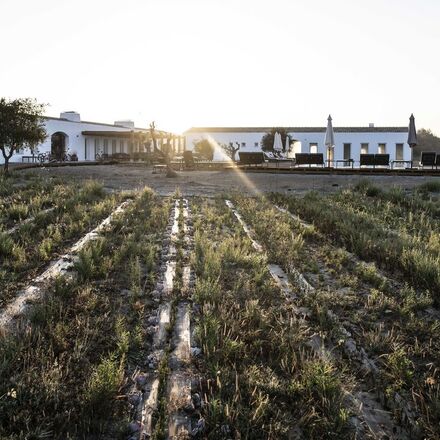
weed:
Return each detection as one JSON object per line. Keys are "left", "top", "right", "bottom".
{"left": 84, "top": 353, "right": 123, "bottom": 416}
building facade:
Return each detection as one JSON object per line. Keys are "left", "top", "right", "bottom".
{"left": 184, "top": 126, "right": 411, "bottom": 164}
{"left": 3, "top": 111, "right": 184, "bottom": 164}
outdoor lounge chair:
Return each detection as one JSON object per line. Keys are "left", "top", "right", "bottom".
{"left": 360, "top": 154, "right": 389, "bottom": 168}
{"left": 374, "top": 154, "right": 390, "bottom": 167}
{"left": 295, "top": 153, "right": 324, "bottom": 167}
{"left": 420, "top": 152, "right": 437, "bottom": 168}
{"left": 239, "top": 152, "right": 266, "bottom": 167}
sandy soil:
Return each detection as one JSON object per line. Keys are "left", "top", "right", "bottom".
{"left": 21, "top": 164, "right": 439, "bottom": 196}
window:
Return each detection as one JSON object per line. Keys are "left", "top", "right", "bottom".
{"left": 112, "top": 140, "right": 117, "bottom": 154}
{"left": 343, "top": 143, "right": 351, "bottom": 165}
{"left": 396, "top": 143, "right": 404, "bottom": 160}
{"left": 103, "top": 139, "right": 108, "bottom": 154}
{"left": 241, "top": 142, "right": 246, "bottom": 147}
{"left": 361, "top": 143, "right": 369, "bottom": 154}
{"left": 254, "top": 142, "right": 258, "bottom": 147}
{"left": 85, "top": 139, "right": 88, "bottom": 159}
{"left": 378, "top": 143, "right": 386, "bottom": 154}
{"left": 309, "top": 143, "right": 318, "bottom": 154}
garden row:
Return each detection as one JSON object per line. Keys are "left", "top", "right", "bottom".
{"left": 270, "top": 181, "right": 440, "bottom": 306}
{"left": 0, "top": 189, "right": 173, "bottom": 437}
{"left": 239, "top": 193, "right": 439, "bottom": 438}
{"left": 0, "top": 180, "right": 124, "bottom": 308}
{"left": 191, "top": 197, "right": 360, "bottom": 439}
{"left": 2, "top": 186, "right": 439, "bottom": 438}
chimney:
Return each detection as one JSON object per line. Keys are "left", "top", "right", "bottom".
{"left": 369, "top": 123, "right": 375, "bottom": 128}
{"left": 60, "top": 111, "right": 81, "bottom": 122}
{"left": 114, "top": 120, "right": 135, "bottom": 129}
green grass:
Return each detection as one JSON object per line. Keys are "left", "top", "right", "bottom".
{"left": 0, "top": 188, "right": 172, "bottom": 438}
{"left": 191, "top": 197, "right": 353, "bottom": 439}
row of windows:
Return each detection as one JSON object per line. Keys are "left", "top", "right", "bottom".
{"left": 235, "top": 141, "right": 404, "bottom": 156}
{"left": 310, "top": 142, "right": 404, "bottom": 159}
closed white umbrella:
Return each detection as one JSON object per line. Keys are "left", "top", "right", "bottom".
{"left": 285, "top": 135, "right": 290, "bottom": 153}
{"left": 272, "top": 132, "right": 278, "bottom": 151}
{"left": 273, "top": 132, "right": 282, "bottom": 152}
{"left": 324, "top": 115, "right": 335, "bottom": 166}
{"left": 324, "top": 115, "right": 335, "bottom": 148}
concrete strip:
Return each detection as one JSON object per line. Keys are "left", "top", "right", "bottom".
{"left": 0, "top": 200, "right": 132, "bottom": 333}
{"left": 225, "top": 199, "right": 409, "bottom": 439}
{"left": 4, "top": 207, "right": 55, "bottom": 235}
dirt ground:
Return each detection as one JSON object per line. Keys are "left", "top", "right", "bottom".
{"left": 21, "top": 164, "right": 440, "bottom": 196}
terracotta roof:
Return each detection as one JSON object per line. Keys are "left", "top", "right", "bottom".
{"left": 185, "top": 126, "right": 409, "bottom": 134}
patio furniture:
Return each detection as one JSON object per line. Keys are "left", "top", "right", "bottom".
{"left": 238, "top": 152, "right": 267, "bottom": 167}
{"left": 420, "top": 152, "right": 437, "bottom": 168}
{"left": 375, "top": 154, "right": 390, "bottom": 166}
{"left": 360, "top": 154, "right": 390, "bottom": 168}
{"left": 112, "top": 153, "right": 131, "bottom": 161}
{"left": 153, "top": 164, "right": 167, "bottom": 174}
{"left": 21, "top": 155, "right": 38, "bottom": 163}
{"left": 391, "top": 160, "right": 413, "bottom": 169}
{"left": 294, "top": 153, "right": 324, "bottom": 167}
{"left": 336, "top": 159, "right": 354, "bottom": 168}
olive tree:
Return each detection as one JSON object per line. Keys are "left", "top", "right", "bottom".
{"left": 0, "top": 98, "right": 47, "bottom": 174}
{"left": 221, "top": 142, "right": 240, "bottom": 161}
{"left": 193, "top": 139, "right": 214, "bottom": 160}
{"left": 260, "top": 127, "right": 290, "bottom": 152}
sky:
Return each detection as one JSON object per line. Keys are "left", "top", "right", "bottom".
{"left": 1, "top": 0, "right": 439, "bottom": 135}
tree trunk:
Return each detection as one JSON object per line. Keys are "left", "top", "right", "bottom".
{"left": 2, "top": 156, "right": 9, "bottom": 175}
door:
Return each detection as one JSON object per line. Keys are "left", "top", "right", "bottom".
{"left": 343, "top": 143, "right": 351, "bottom": 166}
{"left": 396, "top": 143, "right": 404, "bottom": 160}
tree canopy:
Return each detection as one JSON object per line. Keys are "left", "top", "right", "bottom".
{"left": 193, "top": 138, "right": 214, "bottom": 160}
{"left": 0, "top": 98, "right": 47, "bottom": 173}
{"left": 260, "top": 127, "right": 290, "bottom": 152}
{"left": 413, "top": 128, "right": 440, "bottom": 161}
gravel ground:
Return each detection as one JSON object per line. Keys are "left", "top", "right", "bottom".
{"left": 20, "top": 164, "right": 440, "bottom": 196}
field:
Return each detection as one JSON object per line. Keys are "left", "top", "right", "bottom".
{"left": 0, "top": 170, "right": 440, "bottom": 439}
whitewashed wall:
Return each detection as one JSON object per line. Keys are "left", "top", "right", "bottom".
{"left": 1, "top": 116, "right": 143, "bottom": 163}
{"left": 184, "top": 129, "right": 411, "bottom": 163}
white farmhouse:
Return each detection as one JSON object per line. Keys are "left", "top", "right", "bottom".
{"left": 3, "top": 111, "right": 184, "bottom": 164}
{"left": 184, "top": 124, "right": 410, "bottom": 165}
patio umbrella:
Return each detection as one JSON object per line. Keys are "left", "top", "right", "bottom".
{"left": 272, "top": 132, "right": 278, "bottom": 151}
{"left": 285, "top": 135, "right": 290, "bottom": 153}
{"left": 407, "top": 114, "right": 417, "bottom": 147}
{"left": 324, "top": 115, "right": 335, "bottom": 166}
{"left": 324, "top": 115, "right": 335, "bottom": 149}
{"left": 273, "top": 132, "right": 282, "bottom": 152}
